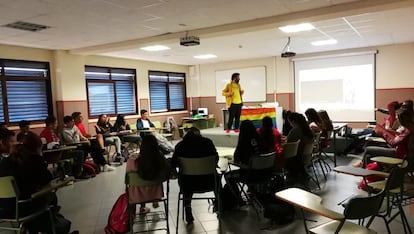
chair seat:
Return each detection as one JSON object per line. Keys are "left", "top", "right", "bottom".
{"left": 309, "top": 220, "right": 377, "bottom": 234}
{"left": 368, "top": 180, "right": 414, "bottom": 194}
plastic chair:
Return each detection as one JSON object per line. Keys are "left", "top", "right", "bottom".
{"left": 125, "top": 172, "right": 169, "bottom": 233}
{"left": 0, "top": 176, "right": 56, "bottom": 234}
{"left": 176, "top": 155, "right": 220, "bottom": 233}
{"left": 312, "top": 132, "right": 331, "bottom": 179}
{"left": 367, "top": 162, "right": 412, "bottom": 234}
{"left": 309, "top": 189, "right": 383, "bottom": 234}
{"left": 280, "top": 139, "right": 300, "bottom": 178}
{"left": 302, "top": 141, "right": 321, "bottom": 189}
{"left": 152, "top": 121, "right": 173, "bottom": 140}
{"left": 239, "top": 152, "right": 276, "bottom": 220}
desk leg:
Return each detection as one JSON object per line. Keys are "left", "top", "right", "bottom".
{"left": 333, "top": 133, "right": 337, "bottom": 167}
{"left": 300, "top": 209, "right": 310, "bottom": 234}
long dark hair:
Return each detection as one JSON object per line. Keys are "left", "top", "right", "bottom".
{"left": 235, "top": 120, "right": 261, "bottom": 158}
{"left": 258, "top": 116, "right": 275, "bottom": 152}
{"left": 97, "top": 114, "right": 106, "bottom": 127}
{"left": 114, "top": 114, "right": 125, "bottom": 126}
{"left": 288, "top": 112, "right": 314, "bottom": 139}
{"left": 318, "top": 110, "right": 333, "bottom": 131}
{"left": 136, "top": 134, "right": 167, "bottom": 181}
{"left": 305, "top": 108, "right": 321, "bottom": 126}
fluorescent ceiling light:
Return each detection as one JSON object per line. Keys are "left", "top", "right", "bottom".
{"left": 279, "top": 23, "right": 315, "bottom": 33}
{"left": 140, "top": 45, "right": 170, "bottom": 51}
{"left": 311, "top": 39, "right": 338, "bottom": 46}
{"left": 194, "top": 54, "right": 217, "bottom": 59}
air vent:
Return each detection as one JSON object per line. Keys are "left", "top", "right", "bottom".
{"left": 3, "top": 21, "right": 50, "bottom": 32}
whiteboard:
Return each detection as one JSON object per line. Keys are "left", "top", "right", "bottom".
{"left": 215, "top": 66, "right": 266, "bottom": 103}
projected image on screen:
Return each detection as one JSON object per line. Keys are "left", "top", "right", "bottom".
{"left": 295, "top": 54, "right": 375, "bottom": 122}
{"left": 301, "top": 79, "right": 344, "bottom": 104}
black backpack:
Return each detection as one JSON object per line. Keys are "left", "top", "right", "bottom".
{"left": 220, "top": 184, "right": 240, "bottom": 211}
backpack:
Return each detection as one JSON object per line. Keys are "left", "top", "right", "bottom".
{"left": 121, "top": 145, "right": 130, "bottom": 161}
{"left": 104, "top": 193, "right": 129, "bottom": 234}
{"left": 220, "top": 184, "right": 240, "bottom": 211}
{"left": 257, "top": 193, "right": 295, "bottom": 225}
{"left": 82, "top": 161, "right": 100, "bottom": 177}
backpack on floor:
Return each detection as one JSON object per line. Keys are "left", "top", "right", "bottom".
{"left": 220, "top": 184, "right": 241, "bottom": 211}
{"left": 257, "top": 193, "right": 296, "bottom": 225}
{"left": 121, "top": 145, "right": 130, "bottom": 161}
{"left": 105, "top": 193, "right": 129, "bottom": 234}
{"left": 82, "top": 161, "right": 100, "bottom": 177}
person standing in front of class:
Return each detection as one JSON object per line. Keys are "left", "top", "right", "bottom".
{"left": 222, "top": 72, "right": 244, "bottom": 133}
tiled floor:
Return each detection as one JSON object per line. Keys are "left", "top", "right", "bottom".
{"left": 51, "top": 152, "right": 414, "bottom": 234}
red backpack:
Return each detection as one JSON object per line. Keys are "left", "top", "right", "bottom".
{"left": 104, "top": 193, "right": 129, "bottom": 234}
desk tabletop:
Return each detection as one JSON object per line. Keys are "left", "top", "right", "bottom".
{"left": 334, "top": 166, "right": 389, "bottom": 177}
{"left": 217, "top": 147, "right": 234, "bottom": 158}
{"left": 32, "top": 176, "right": 74, "bottom": 199}
{"left": 136, "top": 129, "right": 155, "bottom": 133}
{"left": 275, "top": 188, "right": 344, "bottom": 220}
{"left": 370, "top": 156, "right": 403, "bottom": 165}
{"left": 333, "top": 123, "right": 348, "bottom": 131}
{"left": 181, "top": 117, "right": 208, "bottom": 121}
{"left": 366, "top": 137, "right": 386, "bottom": 143}
{"left": 42, "top": 145, "right": 77, "bottom": 154}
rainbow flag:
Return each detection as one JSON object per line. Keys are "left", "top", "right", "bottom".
{"left": 240, "top": 107, "right": 277, "bottom": 129}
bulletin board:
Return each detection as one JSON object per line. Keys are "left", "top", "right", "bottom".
{"left": 215, "top": 66, "right": 266, "bottom": 103}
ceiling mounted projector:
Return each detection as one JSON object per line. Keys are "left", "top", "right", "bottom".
{"left": 281, "top": 37, "right": 296, "bottom": 58}
{"left": 180, "top": 35, "right": 200, "bottom": 46}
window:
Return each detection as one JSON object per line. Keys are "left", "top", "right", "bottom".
{"left": 85, "top": 66, "right": 137, "bottom": 117}
{"left": 0, "top": 59, "right": 52, "bottom": 124}
{"left": 149, "top": 71, "right": 186, "bottom": 113}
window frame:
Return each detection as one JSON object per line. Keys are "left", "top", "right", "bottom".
{"left": 85, "top": 65, "right": 137, "bottom": 118}
{"left": 0, "top": 59, "right": 53, "bottom": 125}
{"left": 148, "top": 70, "right": 187, "bottom": 113}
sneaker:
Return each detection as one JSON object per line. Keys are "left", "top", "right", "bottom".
{"left": 103, "top": 164, "right": 115, "bottom": 172}
{"left": 234, "top": 129, "right": 240, "bottom": 133}
{"left": 225, "top": 129, "right": 230, "bottom": 133}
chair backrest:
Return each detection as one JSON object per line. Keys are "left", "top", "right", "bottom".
{"left": 0, "top": 176, "right": 18, "bottom": 199}
{"left": 343, "top": 190, "right": 385, "bottom": 220}
{"left": 313, "top": 131, "right": 321, "bottom": 154}
{"left": 129, "top": 123, "right": 137, "bottom": 130}
{"left": 152, "top": 121, "right": 162, "bottom": 129}
{"left": 302, "top": 141, "right": 315, "bottom": 166}
{"left": 125, "top": 172, "right": 166, "bottom": 187}
{"left": 282, "top": 139, "right": 300, "bottom": 159}
{"left": 383, "top": 165, "right": 406, "bottom": 194}
{"left": 178, "top": 156, "right": 217, "bottom": 176}
{"left": 249, "top": 152, "right": 276, "bottom": 170}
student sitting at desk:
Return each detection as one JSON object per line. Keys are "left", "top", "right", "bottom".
{"left": 136, "top": 109, "right": 155, "bottom": 136}
{"left": 137, "top": 109, "right": 174, "bottom": 154}
{"left": 113, "top": 114, "right": 141, "bottom": 147}
{"left": 72, "top": 111, "right": 107, "bottom": 153}
{"left": 0, "top": 131, "right": 74, "bottom": 234}
{"left": 285, "top": 112, "right": 314, "bottom": 182}
{"left": 305, "top": 108, "right": 322, "bottom": 133}
{"left": 40, "top": 115, "right": 85, "bottom": 179}
{"left": 356, "top": 108, "right": 413, "bottom": 190}
{"left": 62, "top": 115, "right": 114, "bottom": 172}
{"left": 16, "top": 120, "right": 31, "bottom": 143}
{"left": 342, "top": 101, "right": 401, "bottom": 155}
{"left": 126, "top": 134, "right": 169, "bottom": 214}
{"left": 171, "top": 127, "right": 218, "bottom": 223}
{"left": 95, "top": 114, "right": 123, "bottom": 161}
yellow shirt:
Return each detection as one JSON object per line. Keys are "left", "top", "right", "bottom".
{"left": 222, "top": 82, "right": 243, "bottom": 108}
{"left": 231, "top": 83, "right": 242, "bottom": 104}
